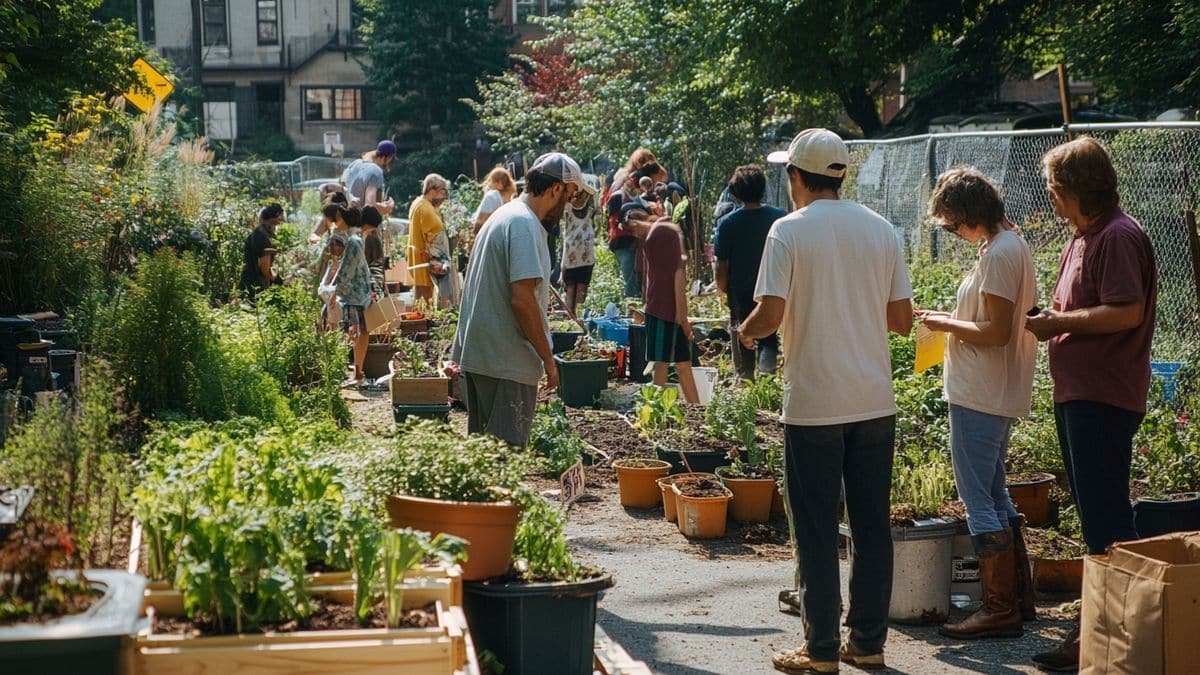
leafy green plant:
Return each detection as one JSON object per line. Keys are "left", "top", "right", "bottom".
{"left": 529, "top": 400, "right": 585, "bottom": 474}
{"left": 341, "top": 421, "right": 532, "bottom": 509}
{"left": 634, "top": 385, "right": 685, "bottom": 436}
{"left": 744, "top": 371, "right": 784, "bottom": 412}
{"left": 1133, "top": 404, "right": 1200, "bottom": 498}
{"left": 380, "top": 529, "right": 467, "bottom": 628}
{"left": 891, "top": 448, "right": 956, "bottom": 520}
{"left": 392, "top": 337, "right": 438, "bottom": 378}
{"left": 512, "top": 495, "right": 579, "bottom": 582}
{"left": 559, "top": 338, "right": 619, "bottom": 362}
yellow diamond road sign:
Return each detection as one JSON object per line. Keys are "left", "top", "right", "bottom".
{"left": 125, "top": 58, "right": 174, "bottom": 113}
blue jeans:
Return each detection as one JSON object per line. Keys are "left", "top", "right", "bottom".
{"left": 613, "top": 245, "right": 640, "bottom": 299}
{"left": 948, "top": 404, "right": 1020, "bottom": 535}
{"left": 784, "top": 416, "right": 894, "bottom": 661}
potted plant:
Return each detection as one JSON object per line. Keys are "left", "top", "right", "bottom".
{"left": 354, "top": 422, "right": 529, "bottom": 581}
{"left": 710, "top": 391, "right": 778, "bottom": 523}
{"left": 671, "top": 476, "right": 733, "bottom": 538}
{"left": 842, "top": 448, "right": 960, "bottom": 625}
{"left": 1026, "top": 506, "right": 1088, "bottom": 596}
{"left": 1131, "top": 405, "right": 1200, "bottom": 537}
{"left": 388, "top": 338, "right": 451, "bottom": 421}
{"left": 463, "top": 494, "right": 613, "bottom": 675}
{"left": 657, "top": 472, "right": 716, "bottom": 523}
{"left": 1005, "top": 471, "right": 1057, "bottom": 527}
{"left": 640, "top": 385, "right": 738, "bottom": 474}
{"left": 0, "top": 522, "right": 147, "bottom": 675}
{"left": 612, "top": 458, "right": 672, "bottom": 508}
{"left": 554, "top": 339, "right": 618, "bottom": 407}
{"left": 549, "top": 319, "right": 584, "bottom": 355}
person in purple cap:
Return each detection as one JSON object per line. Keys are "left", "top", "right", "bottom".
{"left": 341, "top": 140, "right": 396, "bottom": 216}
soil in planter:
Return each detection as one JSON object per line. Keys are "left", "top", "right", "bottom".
{"left": 0, "top": 578, "right": 102, "bottom": 627}
{"left": 1024, "top": 527, "right": 1086, "bottom": 560}
{"left": 151, "top": 599, "right": 439, "bottom": 636}
{"left": 674, "top": 478, "right": 728, "bottom": 498}
{"left": 938, "top": 500, "right": 967, "bottom": 521}
{"left": 1007, "top": 472, "right": 1052, "bottom": 485}
{"left": 720, "top": 464, "right": 774, "bottom": 480}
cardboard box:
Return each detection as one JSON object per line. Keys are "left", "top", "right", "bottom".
{"left": 1080, "top": 531, "right": 1200, "bottom": 674}
{"left": 390, "top": 376, "right": 450, "bottom": 405}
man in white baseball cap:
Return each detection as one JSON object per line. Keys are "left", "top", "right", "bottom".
{"left": 740, "top": 128, "right": 913, "bottom": 673}
{"left": 450, "top": 151, "right": 591, "bottom": 447}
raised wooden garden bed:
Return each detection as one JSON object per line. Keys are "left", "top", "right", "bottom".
{"left": 391, "top": 376, "right": 450, "bottom": 405}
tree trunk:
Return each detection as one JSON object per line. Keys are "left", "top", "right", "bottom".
{"left": 838, "top": 87, "right": 883, "bottom": 138}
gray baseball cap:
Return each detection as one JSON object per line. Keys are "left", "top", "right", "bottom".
{"left": 529, "top": 152, "right": 596, "bottom": 195}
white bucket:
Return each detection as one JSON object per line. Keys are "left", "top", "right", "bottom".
{"left": 693, "top": 366, "right": 718, "bottom": 405}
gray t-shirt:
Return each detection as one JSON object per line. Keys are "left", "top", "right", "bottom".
{"left": 452, "top": 198, "right": 550, "bottom": 386}
{"left": 341, "top": 159, "right": 385, "bottom": 205}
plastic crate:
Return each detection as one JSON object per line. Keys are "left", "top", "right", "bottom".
{"left": 393, "top": 403, "right": 451, "bottom": 424}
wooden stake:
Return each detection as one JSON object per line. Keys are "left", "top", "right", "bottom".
{"left": 1057, "top": 63, "right": 1073, "bottom": 140}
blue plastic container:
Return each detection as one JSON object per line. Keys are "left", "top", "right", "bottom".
{"left": 593, "top": 318, "right": 630, "bottom": 346}
{"left": 1151, "top": 361, "right": 1184, "bottom": 403}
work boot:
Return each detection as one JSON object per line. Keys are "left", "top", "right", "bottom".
{"left": 1032, "top": 624, "right": 1080, "bottom": 672}
{"left": 939, "top": 530, "right": 1023, "bottom": 639}
{"left": 1010, "top": 515, "right": 1037, "bottom": 621}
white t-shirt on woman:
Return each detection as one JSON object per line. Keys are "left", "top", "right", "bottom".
{"left": 944, "top": 229, "right": 1038, "bottom": 419}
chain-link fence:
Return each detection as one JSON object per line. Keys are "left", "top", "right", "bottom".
{"left": 771, "top": 123, "right": 1200, "bottom": 361}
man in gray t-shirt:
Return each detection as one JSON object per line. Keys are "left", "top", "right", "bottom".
{"left": 451, "top": 152, "right": 594, "bottom": 447}
{"left": 340, "top": 140, "right": 396, "bottom": 216}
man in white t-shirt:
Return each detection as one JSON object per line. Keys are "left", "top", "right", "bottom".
{"left": 739, "top": 129, "right": 913, "bottom": 674}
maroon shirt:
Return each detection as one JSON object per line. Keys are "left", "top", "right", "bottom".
{"left": 1049, "top": 209, "right": 1157, "bottom": 412}
{"left": 642, "top": 221, "right": 686, "bottom": 322}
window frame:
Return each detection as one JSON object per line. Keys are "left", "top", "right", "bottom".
{"left": 201, "top": 0, "right": 228, "bottom": 47}
{"left": 301, "top": 86, "right": 374, "bottom": 122}
{"left": 256, "top": 0, "right": 279, "bottom": 46}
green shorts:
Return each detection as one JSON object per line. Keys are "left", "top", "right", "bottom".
{"left": 644, "top": 314, "right": 693, "bottom": 363}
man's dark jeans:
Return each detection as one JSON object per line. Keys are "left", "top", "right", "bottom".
{"left": 729, "top": 293, "right": 778, "bottom": 380}
{"left": 785, "top": 415, "right": 894, "bottom": 661}
{"left": 1054, "top": 400, "right": 1143, "bottom": 554}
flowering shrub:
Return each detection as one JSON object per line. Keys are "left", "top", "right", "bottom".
{"left": 1134, "top": 405, "right": 1200, "bottom": 498}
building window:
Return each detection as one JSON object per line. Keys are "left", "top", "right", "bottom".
{"left": 202, "top": 0, "right": 228, "bottom": 47}
{"left": 257, "top": 0, "right": 278, "bottom": 45}
{"left": 139, "top": 0, "right": 156, "bottom": 44}
{"left": 303, "top": 87, "right": 373, "bottom": 121}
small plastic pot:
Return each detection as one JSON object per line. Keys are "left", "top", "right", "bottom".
{"left": 613, "top": 459, "right": 671, "bottom": 508}
{"left": 672, "top": 480, "right": 732, "bottom": 539}
{"left": 716, "top": 467, "right": 775, "bottom": 524}
{"left": 1007, "top": 472, "right": 1056, "bottom": 527}
{"left": 657, "top": 472, "right": 717, "bottom": 523}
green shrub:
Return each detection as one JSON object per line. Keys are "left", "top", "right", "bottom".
{"left": 0, "top": 361, "right": 134, "bottom": 567}
{"left": 529, "top": 400, "right": 584, "bottom": 475}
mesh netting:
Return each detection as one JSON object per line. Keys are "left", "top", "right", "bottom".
{"left": 773, "top": 126, "right": 1200, "bottom": 361}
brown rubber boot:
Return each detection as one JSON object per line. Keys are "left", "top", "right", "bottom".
{"left": 939, "top": 530, "right": 1023, "bottom": 639}
{"left": 1010, "top": 516, "right": 1037, "bottom": 622}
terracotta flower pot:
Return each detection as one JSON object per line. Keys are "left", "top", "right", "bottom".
{"left": 387, "top": 494, "right": 521, "bottom": 581}
{"left": 613, "top": 459, "right": 672, "bottom": 509}
{"left": 1032, "top": 556, "right": 1084, "bottom": 595}
{"left": 672, "top": 480, "right": 732, "bottom": 539}
{"left": 716, "top": 467, "right": 775, "bottom": 524}
{"left": 1007, "top": 472, "right": 1056, "bottom": 527}
{"left": 658, "top": 472, "right": 718, "bottom": 523}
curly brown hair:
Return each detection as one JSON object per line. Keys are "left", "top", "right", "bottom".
{"left": 1041, "top": 137, "right": 1119, "bottom": 218}
{"left": 928, "top": 166, "right": 1006, "bottom": 232}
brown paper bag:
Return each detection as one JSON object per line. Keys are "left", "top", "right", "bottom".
{"left": 363, "top": 295, "right": 398, "bottom": 335}
{"left": 1080, "top": 532, "right": 1200, "bottom": 675}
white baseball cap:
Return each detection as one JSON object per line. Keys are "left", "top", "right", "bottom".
{"left": 529, "top": 152, "right": 596, "bottom": 195}
{"left": 767, "top": 128, "right": 850, "bottom": 178}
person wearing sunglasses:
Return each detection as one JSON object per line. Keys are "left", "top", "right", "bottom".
{"left": 917, "top": 166, "right": 1039, "bottom": 641}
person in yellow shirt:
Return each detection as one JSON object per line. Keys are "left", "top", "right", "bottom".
{"left": 407, "top": 174, "right": 449, "bottom": 306}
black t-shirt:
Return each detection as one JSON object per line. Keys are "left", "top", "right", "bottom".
{"left": 239, "top": 226, "right": 272, "bottom": 290}
{"left": 713, "top": 205, "right": 787, "bottom": 305}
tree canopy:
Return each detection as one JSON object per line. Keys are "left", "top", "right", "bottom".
{"left": 359, "top": 0, "right": 511, "bottom": 145}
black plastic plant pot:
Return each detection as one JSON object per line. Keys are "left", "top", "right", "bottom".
{"left": 554, "top": 356, "right": 610, "bottom": 408}
{"left": 627, "top": 323, "right": 650, "bottom": 383}
{"left": 0, "top": 570, "right": 147, "bottom": 675}
{"left": 362, "top": 342, "right": 397, "bottom": 379}
{"left": 1133, "top": 493, "right": 1200, "bottom": 538}
{"left": 656, "top": 444, "right": 728, "bottom": 475}
{"left": 393, "top": 403, "right": 451, "bottom": 424}
{"left": 551, "top": 331, "right": 583, "bottom": 355}
{"left": 463, "top": 574, "right": 614, "bottom": 675}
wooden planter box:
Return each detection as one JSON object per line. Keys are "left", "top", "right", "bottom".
{"left": 390, "top": 376, "right": 449, "bottom": 405}
{"left": 128, "top": 601, "right": 472, "bottom": 675}
{"left": 132, "top": 567, "right": 472, "bottom": 675}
